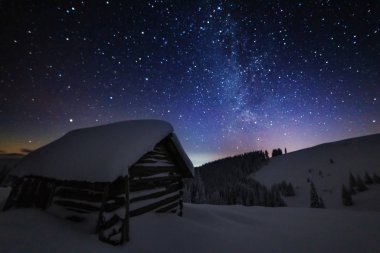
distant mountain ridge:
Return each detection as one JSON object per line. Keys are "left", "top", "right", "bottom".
{"left": 292, "top": 133, "right": 380, "bottom": 153}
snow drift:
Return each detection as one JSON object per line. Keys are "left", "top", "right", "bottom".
{"left": 0, "top": 202, "right": 379, "bottom": 253}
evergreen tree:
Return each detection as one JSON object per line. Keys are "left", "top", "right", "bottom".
{"left": 287, "top": 183, "right": 295, "bottom": 196}
{"left": 356, "top": 174, "right": 368, "bottom": 192}
{"left": 349, "top": 173, "right": 356, "bottom": 194}
{"left": 373, "top": 173, "right": 380, "bottom": 184}
{"left": 247, "top": 191, "right": 255, "bottom": 206}
{"left": 285, "top": 148, "right": 287, "bottom": 154}
{"left": 349, "top": 172, "right": 356, "bottom": 186}
{"left": 259, "top": 151, "right": 267, "bottom": 162}
{"left": 310, "top": 182, "right": 325, "bottom": 208}
{"left": 318, "top": 196, "right": 325, "bottom": 208}
{"left": 271, "top": 148, "right": 284, "bottom": 157}
{"left": 341, "top": 185, "right": 353, "bottom": 206}
{"left": 364, "top": 172, "right": 373, "bottom": 185}
{"left": 264, "top": 150, "right": 269, "bottom": 160}
{"left": 273, "top": 189, "right": 286, "bottom": 207}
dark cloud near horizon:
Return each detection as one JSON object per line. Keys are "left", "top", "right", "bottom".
{"left": 20, "top": 148, "right": 33, "bottom": 154}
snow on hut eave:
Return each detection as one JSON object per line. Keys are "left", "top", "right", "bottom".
{"left": 167, "top": 134, "right": 194, "bottom": 178}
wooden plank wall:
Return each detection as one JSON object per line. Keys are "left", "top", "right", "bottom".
{"left": 129, "top": 141, "right": 184, "bottom": 217}
{"left": 51, "top": 180, "right": 106, "bottom": 214}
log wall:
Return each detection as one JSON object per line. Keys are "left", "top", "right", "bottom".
{"left": 129, "top": 141, "right": 184, "bottom": 217}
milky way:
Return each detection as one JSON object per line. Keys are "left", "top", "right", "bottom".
{"left": 1, "top": 1, "right": 379, "bottom": 165}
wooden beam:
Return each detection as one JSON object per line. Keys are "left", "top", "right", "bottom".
{"left": 108, "top": 176, "right": 128, "bottom": 196}
{"left": 99, "top": 214, "right": 121, "bottom": 231}
{"left": 54, "top": 188, "right": 103, "bottom": 203}
{"left": 53, "top": 200, "right": 100, "bottom": 212}
{"left": 155, "top": 201, "right": 179, "bottom": 213}
{"left": 96, "top": 183, "right": 110, "bottom": 234}
{"left": 122, "top": 175, "right": 130, "bottom": 242}
{"left": 142, "top": 154, "right": 172, "bottom": 159}
{"left": 59, "top": 180, "right": 107, "bottom": 192}
{"left": 129, "top": 166, "right": 177, "bottom": 177}
{"left": 130, "top": 175, "right": 180, "bottom": 185}
{"left": 138, "top": 154, "right": 175, "bottom": 162}
{"left": 178, "top": 199, "right": 183, "bottom": 217}
{"left": 130, "top": 183, "right": 181, "bottom": 203}
{"left": 97, "top": 176, "right": 129, "bottom": 246}
{"left": 129, "top": 194, "right": 181, "bottom": 217}
{"left": 2, "top": 178, "right": 22, "bottom": 211}
{"left": 135, "top": 159, "right": 159, "bottom": 164}
{"left": 135, "top": 159, "right": 175, "bottom": 165}
{"left": 64, "top": 207, "right": 92, "bottom": 214}
{"left": 103, "top": 197, "right": 126, "bottom": 212}
{"left": 129, "top": 177, "right": 181, "bottom": 192}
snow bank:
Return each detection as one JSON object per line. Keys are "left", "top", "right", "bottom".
{"left": 0, "top": 203, "right": 379, "bottom": 253}
{"left": 12, "top": 120, "right": 175, "bottom": 182}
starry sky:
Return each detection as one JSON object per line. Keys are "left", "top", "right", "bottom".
{"left": 1, "top": 0, "right": 379, "bottom": 166}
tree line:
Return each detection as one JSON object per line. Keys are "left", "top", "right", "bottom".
{"left": 342, "top": 171, "right": 380, "bottom": 206}
{"left": 184, "top": 150, "right": 291, "bottom": 207}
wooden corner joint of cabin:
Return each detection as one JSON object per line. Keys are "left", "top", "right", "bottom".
{"left": 97, "top": 176, "right": 129, "bottom": 246}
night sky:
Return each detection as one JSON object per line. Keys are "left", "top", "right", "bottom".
{"left": 1, "top": 1, "right": 379, "bottom": 166}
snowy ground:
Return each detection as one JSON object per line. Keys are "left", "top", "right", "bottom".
{"left": 1, "top": 134, "right": 379, "bottom": 252}
{"left": 0, "top": 202, "right": 379, "bottom": 253}
{"left": 253, "top": 134, "right": 380, "bottom": 210}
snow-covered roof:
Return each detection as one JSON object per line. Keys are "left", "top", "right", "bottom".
{"left": 169, "top": 134, "right": 194, "bottom": 177}
{"left": 12, "top": 120, "right": 194, "bottom": 182}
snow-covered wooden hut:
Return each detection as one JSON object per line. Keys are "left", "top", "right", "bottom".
{"left": 3, "top": 120, "right": 194, "bottom": 245}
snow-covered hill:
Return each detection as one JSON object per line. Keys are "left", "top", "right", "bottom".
{"left": 253, "top": 134, "right": 380, "bottom": 210}
{"left": 0, "top": 202, "right": 379, "bottom": 253}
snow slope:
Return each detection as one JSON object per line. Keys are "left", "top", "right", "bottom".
{"left": 253, "top": 134, "right": 380, "bottom": 210}
{"left": 0, "top": 203, "right": 379, "bottom": 253}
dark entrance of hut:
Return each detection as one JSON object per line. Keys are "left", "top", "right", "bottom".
{"left": 3, "top": 176, "right": 55, "bottom": 210}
